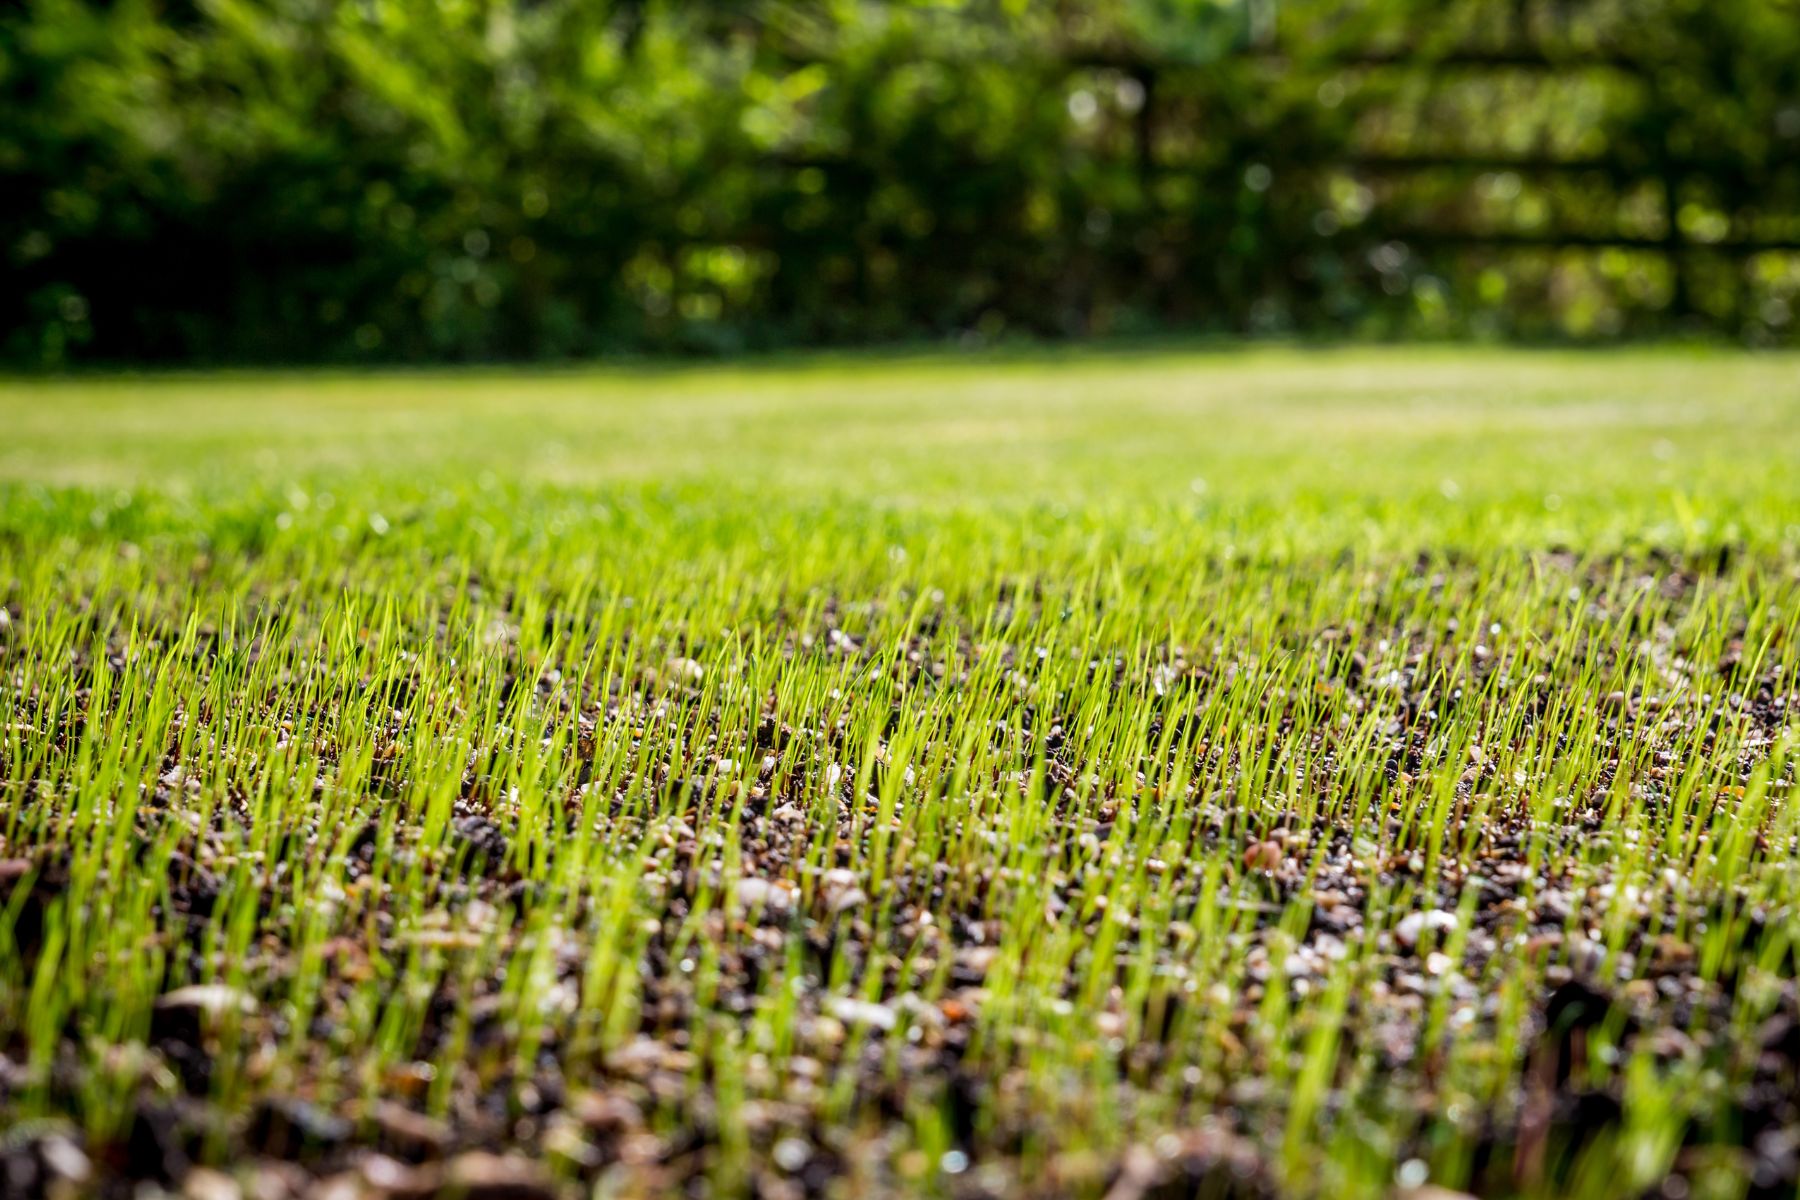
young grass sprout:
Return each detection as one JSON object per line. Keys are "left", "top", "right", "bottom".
{"left": 0, "top": 347, "right": 1797, "bottom": 1198}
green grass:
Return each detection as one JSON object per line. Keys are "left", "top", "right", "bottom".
{"left": 2, "top": 346, "right": 1798, "bottom": 1199}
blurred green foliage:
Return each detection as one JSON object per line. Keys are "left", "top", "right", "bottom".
{"left": 4, "top": 0, "right": 1798, "bottom": 365}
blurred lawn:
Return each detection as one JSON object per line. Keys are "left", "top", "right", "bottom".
{"left": 5, "top": 347, "right": 1798, "bottom": 557}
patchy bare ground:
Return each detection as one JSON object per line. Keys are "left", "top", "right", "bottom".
{"left": 3, "top": 543, "right": 1798, "bottom": 1200}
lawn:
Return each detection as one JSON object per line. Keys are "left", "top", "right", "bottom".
{"left": 2, "top": 347, "right": 1798, "bottom": 1199}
